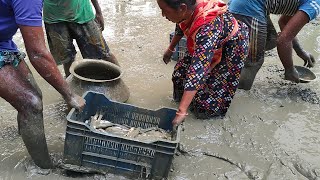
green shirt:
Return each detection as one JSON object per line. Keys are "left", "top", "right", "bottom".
{"left": 43, "top": 0, "right": 95, "bottom": 24}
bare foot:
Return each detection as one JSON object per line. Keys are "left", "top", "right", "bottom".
{"left": 284, "top": 67, "right": 300, "bottom": 83}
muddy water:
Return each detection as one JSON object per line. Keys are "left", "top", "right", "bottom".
{"left": 1, "top": 0, "right": 320, "bottom": 179}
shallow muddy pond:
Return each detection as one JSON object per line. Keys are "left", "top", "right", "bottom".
{"left": 1, "top": 0, "right": 320, "bottom": 179}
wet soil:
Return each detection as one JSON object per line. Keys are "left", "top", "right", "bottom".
{"left": 1, "top": 0, "right": 320, "bottom": 179}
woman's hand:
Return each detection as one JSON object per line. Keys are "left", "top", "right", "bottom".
{"left": 163, "top": 48, "right": 174, "bottom": 64}
{"left": 172, "top": 90, "right": 197, "bottom": 126}
{"left": 172, "top": 111, "right": 188, "bottom": 126}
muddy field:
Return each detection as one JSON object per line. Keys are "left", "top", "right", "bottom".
{"left": 0, "top": 0, "right": 320, "bottom": 179}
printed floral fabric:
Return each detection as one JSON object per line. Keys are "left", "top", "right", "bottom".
{"left": 172, "top": 12, "right": 249, "bottom": 117}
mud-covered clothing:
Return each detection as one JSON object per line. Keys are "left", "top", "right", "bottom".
{"left": 43, "top": 0, "right": 95, "bottom": 24}
{"left": 0, "top": 51, "right": 24, "bottom": 69}
{"left": 229, "top": 0, "right": 320, "bottom": 65}
{"left": 173, "top": 12, "right": 249, "bottom": 118}
{"left": 45, "top": 20, "right": 110, "bottom": 65}
{"left": 229, "top": 0, "right": 320, "bottom": 23}
{"left": 44, "top": 0, "right": 111, "bottom": 65}
{"left": 267, "top": 0, "right": 320, "bottom": 21}
{"left": 231, "top": 14, "right": 278, "bottom": 65}
{"left": 0, "top": 0, "right": 43, "bottom": 51}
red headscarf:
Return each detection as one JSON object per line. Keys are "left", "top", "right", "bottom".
{"left": 179, "top": 0, "right": 228, "bottom": 54}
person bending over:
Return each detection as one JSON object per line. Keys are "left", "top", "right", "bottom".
{"left": 157, "top": 0, "right": 249, "bottom": 124}
{"left": 0, "top": 0, "right": 85, "bottom": 168}
{"left": 228, "top": 0, "right": 319, "bottom": 90}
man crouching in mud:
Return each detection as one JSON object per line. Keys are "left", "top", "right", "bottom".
{"left": 0, "top": 0, "right": 85, "bottom": 168}
{"left": 228, "top": 0, "right": 318, "bottom": 90}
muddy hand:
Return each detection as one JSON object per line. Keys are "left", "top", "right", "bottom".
{"left": 95, "top": 14, "right": 105, "bottom": 31}
{"left": 172, "top": 113, "right": 187, "bottom": 126}
{"left": 163, "top": 49, "right": 173, "bottom": 64}
{"left": 284, "top": 67, "right": 300, "bottom": 83}
{"left": 65, "top": 94, "right": 86, "bottom": 112}
{"left": 303, "top": 53, "right": 316, "bottom": 68}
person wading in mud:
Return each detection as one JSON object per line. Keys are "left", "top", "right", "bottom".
{"left": 0, "top": 0, "right": 85, "bottom": 169}
{"left": 43, "top": 0, "right": 120, "bottom": 77}
{"left": 158, "top": 0, "right": 249, "bottom": 123}
{"left": 228, "top": 0, "right": 319, "bottom": 90}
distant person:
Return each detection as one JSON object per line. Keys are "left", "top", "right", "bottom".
{"left": 43, "top": 0, "right": 119, "bottom": 77}
{"left": 228, "top": 0, "right": 319, "bottom": 90}
{"left": 0, "top": 0, "right": 85, "bottom": 168}
{"left": 158, "top": 0, "right": 249, "bottom": 124}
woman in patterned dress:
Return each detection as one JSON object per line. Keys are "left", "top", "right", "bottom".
{"left": 229, "top": 0, "right": 320, "bottom": 90}
{"left": 157, "top": 0, "right": 249, "bottom": 124}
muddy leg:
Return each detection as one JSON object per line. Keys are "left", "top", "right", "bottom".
{"left": 45, "top": 22, "right": 76, "bottom": 77}
{"left": 72, "top": 20, "right": 121, "bottom": 67}
{"left": 17, "top": 61, "right": 43, "bottom": 134}
{"left": 238, "top": 60, "right": 264, "bottom": 90}
{"left": 232, "top": 14, "right": 267, "bottom": 90}
{"left": 105, "top": 52, "right": 120, "bottom": 66}
{"left": 265, "top": 16, "right": 278, "bottom": 51}
{"left": 18, "top": 101, "right": 53, "bottom": 168}
{"left": 0, "top": 63, "right": 52, "bottom": 169}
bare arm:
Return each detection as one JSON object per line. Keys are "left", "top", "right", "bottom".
{"left": 163, "top": 34, "right": 183, "bottom": 64}
{"left": 164, "top": 24, "right": 185, "bottom": 64}
{"left": 172, "top": 26, "right": 222, "bottom": 125}
{"left": 91, "top": 0, "right": 104, "bottom": 31}
{"left": 169, "top": 34, "right": 183, "bottom": 51}
{"left": 292, "top": 38, "right": 315, "bottom": 67}
{"left": 19, "top": 25, "right": 85, "bottom": 109}
{"left": 277, "top": 13, "right": 309, "bottom": 82}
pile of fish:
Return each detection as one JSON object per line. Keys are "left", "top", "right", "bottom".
{"left": 85, "top": 112, "right": 172, "bottom": 141}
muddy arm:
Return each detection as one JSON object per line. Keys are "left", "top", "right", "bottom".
{"left": 292, "top": 38, "right": 315, "bottom": 67}
{"left": 267, "top": 15, "right": 314, "bottom": 67}
{"left": 19, "top": 25, "right": 85, "bottom": 109}
{"left": 91, "top": 0, "right": 104, "bottom": 31}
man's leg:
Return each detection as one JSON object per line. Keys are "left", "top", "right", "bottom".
{"left": 0, "top": 61, "right": 52, "bottom": 168}
{"left": 45, "top": 23, "right": 77, "bottom": 77}
{"left": 232, "top": 14, "right": 267, "bottom": 90}
{"left": 72, "top": 20, "right": 120, "bottom": 66}
{"left": 16, "top": 60, "right": 42, "bottom": 134}
{"left": 265, "top": 16, "right": 278, "bottom": 51}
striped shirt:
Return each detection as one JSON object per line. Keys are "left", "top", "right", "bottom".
{"left": 266, "top": 0, "right": 300, "bottom": 16}
{"left": 229, "top": 0, "right": 320, "bottom": 22}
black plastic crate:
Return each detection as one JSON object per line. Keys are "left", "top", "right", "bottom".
{"left": 169, "top": 32, "right": 187, "bottom": 61}
{"left": 63, "top": 91, "right": 180, "bottom": 179}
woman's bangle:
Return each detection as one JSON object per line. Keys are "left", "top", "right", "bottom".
{"left": 168, "top": 47, "right": 175, "bottom": 53}
{"left": 176, "top": 112, "right": 188, "bottom": 116}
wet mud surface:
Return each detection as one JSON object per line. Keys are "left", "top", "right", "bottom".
{"left": 1, "top": 0, "right": 320, "bottom": 179}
